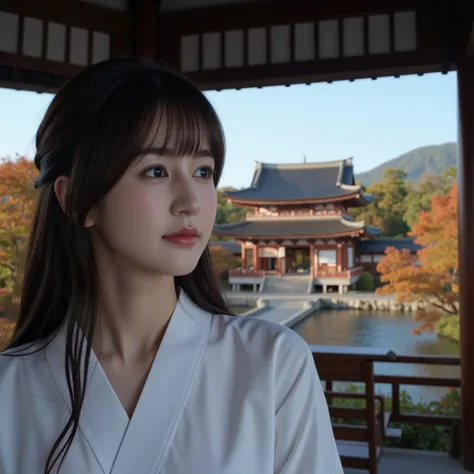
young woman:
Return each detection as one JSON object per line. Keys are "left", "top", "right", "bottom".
{"left": 0, "top": 59, "right": 343, "bottom": 474}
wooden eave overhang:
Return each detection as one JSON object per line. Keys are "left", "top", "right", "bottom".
{"left": 225, "top": 191, "right": 368, "bottom": 207}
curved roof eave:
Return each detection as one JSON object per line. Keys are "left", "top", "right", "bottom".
{"left": 225, "top": 191, "right": 364, "bottom": 206}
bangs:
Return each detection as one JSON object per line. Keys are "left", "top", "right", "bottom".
{"left": 104, "top": 70, "right": 226, "bottom": 186}
{"left": 152, "top": 101, "right": 218, "bottom": 158}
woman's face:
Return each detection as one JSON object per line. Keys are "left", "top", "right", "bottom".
{"left": 88, "top": 119, "right": 218, "bottom": 277}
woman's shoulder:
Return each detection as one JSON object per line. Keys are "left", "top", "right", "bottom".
{"left": 0, "top": 338, "right": 47, "bottom": 355}
{"left": 212, "top": 312, "right": 313, "bottom": 366}
{"left": 0, "top": 340, "right": 48, "bottom": 381}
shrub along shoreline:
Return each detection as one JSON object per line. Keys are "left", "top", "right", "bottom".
{"left": 357, "top": 272, "right": 460, "bottom": 343}
{"left": 436, "top": 315, "right": 460, "bottom": 342}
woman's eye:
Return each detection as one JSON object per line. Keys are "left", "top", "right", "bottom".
{"left": 143, "top": 166, "right": 167, "bottom": 178}
{"left": 194, "top": 166, "right": 214, "bottom": 179}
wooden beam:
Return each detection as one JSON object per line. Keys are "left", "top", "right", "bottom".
{"left": 185, "top": 52, "right": 449, "bottom": 91}
{"left": 467, "top": 15, "right": 474, "bottom": 56}
{"left": 2, "top": 0, "right": 132, "bottom": 36}
{"left": 469, "top": 26, "right": 474, "bottom": 56}
{"left": 455, "top": 0, "right": 474, "bottom": 57}
{"left": 0, "top": 52, "right": 82, "bottom": 77}
{"left": 1, "top": 0, "right": 133, "bottom": 62}
{"left": 159, "top": 0, "right": 422, "bottom": 34}
{"left": 131, "top": 0, "right": 158, "bottom": 61}
{"left": 0, "top": 0, "right": 458, "bottom": 91}
{"left": 0, "top": 0, "right": 134, "bottom": 92}
{"left": 0, "top": 64, "right": 68, "bottom": 93}
{"left": 157, "top": 0, "right": 455, "bottom": 90}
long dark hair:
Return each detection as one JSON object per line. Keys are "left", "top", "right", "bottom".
{"left": 4, "top": 58, "right": 230, "bottom": 473}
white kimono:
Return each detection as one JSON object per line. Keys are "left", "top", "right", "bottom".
{"left": 0, "top": 291, "right": 343, "bottom": 474}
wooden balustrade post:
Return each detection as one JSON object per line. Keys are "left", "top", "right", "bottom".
{"left": 391, "top": 384, "right": 400, "bottom": 420}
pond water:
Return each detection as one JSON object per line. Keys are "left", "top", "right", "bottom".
{"left": 291, "top": 309, "right": 460, "bottom": 402}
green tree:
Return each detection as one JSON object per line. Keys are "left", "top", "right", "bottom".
{"left": 379, "top": 168, "right": 409, "bottom": 215}
{"left": 352, "top": 168, "right": 410, "bottom": 237}
{"left": 213, "top": 187, "right": 250, "bottom": 241}
{"left": 404, "top": 167, "right": 457, "bottom": 228}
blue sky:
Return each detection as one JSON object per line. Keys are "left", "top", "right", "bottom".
{"left": 0, "top": 71, "right": 457, "bottom": 188}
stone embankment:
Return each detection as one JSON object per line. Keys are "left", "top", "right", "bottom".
{"left": 321, "top": 298, "right": 427, "bottom": 312}
{"left": 227, "top": 293, "right": 426, "bottom": 313}
{"left": 227, "top": 292, "right": 426, "bottom": 327}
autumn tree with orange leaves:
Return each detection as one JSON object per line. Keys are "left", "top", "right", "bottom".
{"left": 0, "top": 156, "right": 38, "bottom": 291}
{"left": 210, "top": 245, "right": 241, "bottom": 278}
{"left": 376, "top": 183, "right": 459, "bottom": 335}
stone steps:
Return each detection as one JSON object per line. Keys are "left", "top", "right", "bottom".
{"left": 262, "top": 276, "right": 312, "bottom": 294}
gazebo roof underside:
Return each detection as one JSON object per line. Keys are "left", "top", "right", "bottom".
{"left": 0, "top": 0, "right": 471, "bottom": 93}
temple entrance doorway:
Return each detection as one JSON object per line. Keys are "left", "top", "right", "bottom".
{"left": 285, "top": 247, "right": 310, "bottom": 274}
{"left": 244, "top": 248, "right": 254, "bottom": 269}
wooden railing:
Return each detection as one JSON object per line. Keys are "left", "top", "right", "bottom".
{"left": 246, "top": 209, "right": 343, "bottom": 218}
{"left": 310, "top": 346, "right": 461, "bottom": 471}
{"left": 229, "top": 269, "right": 265, "bottom": 278}
{"left": 230, "top": 266, "right": 365, "bottom": 279}
{"left": 314, "top": 265, "right": 364, "bottom": 279}
{"left": 247, "top": 209, "right": 315, "bottom": 218}
{"left": 311, "top": 346, "right": 461, "bottom": 428}
{"left": 375, "top": 354, "right": 461, "bottom": 427}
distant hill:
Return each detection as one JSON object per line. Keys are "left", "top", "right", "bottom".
{"left": 356, "top": 143, "right": 457, "bottom": 187}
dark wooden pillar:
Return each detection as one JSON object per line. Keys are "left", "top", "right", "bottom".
{"left": 457, "top": 53, "right": 474, "bottom": 472}
{"left": 132, "top": 0, "right": 158, "bottom": 61}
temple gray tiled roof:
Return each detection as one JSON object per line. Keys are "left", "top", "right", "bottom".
{"left": 214, "top": 217, "right": 380, "bottom": 238}
{"left": 225, "top": 159, "right": 371, "bottom": 203}
{"left": 357, "top": 238, "right": 421, "bottom": 254}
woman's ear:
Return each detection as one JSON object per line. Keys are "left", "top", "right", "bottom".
{"left": 53, "top": 176, "right": 69, "bottom": 214}
{"left": 84, "top": 208, "right": 96, "bottom": 228}
{"left": 54, "top": 175, "right": 95, "bottom": 228}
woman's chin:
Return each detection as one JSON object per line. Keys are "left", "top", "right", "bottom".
{"left": 156, "top": 255, "right": 202, "bottom": 277}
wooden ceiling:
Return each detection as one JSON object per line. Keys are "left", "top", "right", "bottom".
{"left": 0, "top": 0, "right": 472, "bottom": 92}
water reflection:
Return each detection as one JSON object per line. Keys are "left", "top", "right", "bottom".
{"left": 292, "top": 309, "right": 460, "bottom": 401}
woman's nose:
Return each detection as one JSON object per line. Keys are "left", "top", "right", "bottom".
{"left": 170, "top": 183, "right": 200, "bottom": 216}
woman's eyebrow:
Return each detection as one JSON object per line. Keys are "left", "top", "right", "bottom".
{"left": 138, "top": 147, "right": 213, "bottom": 158}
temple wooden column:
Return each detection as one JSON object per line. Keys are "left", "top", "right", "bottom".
{"left": 336, "top": 244, "right": 343, "bottom": 272}
{"left": 457, "top": 50, "right": 474, "bottom": 472}
{"left": 309, "top": 244, "right": 315, "bottom": 276}
{"left": 240, "top": 243, "right": 246, "bottom": 268}
{"left": 341, "top": 242, "right": 347, "bottom": 270}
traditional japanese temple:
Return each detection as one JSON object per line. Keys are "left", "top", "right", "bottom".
{"left": 214, "top": 158, "right": 382, "bottom": 293}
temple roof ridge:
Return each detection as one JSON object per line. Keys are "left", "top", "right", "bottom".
{"left": 253, "top": 158, "right": 353, "bottom": 170}
{"left": 225, "top": 157, "right": 364, "bottom": 203}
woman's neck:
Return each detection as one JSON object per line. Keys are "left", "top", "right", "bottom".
{"left": 92, "top": 267, "right": 177, "bottom": 364}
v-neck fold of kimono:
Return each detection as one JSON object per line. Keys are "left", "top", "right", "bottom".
{"left": 0, "top": 290, "right": 343, "bottom": 474}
